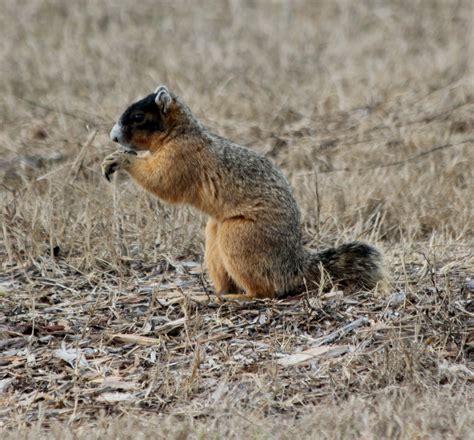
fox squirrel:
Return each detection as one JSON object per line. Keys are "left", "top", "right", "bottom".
{"left": 102, "top": 86, "right": 384, "bottom": 300}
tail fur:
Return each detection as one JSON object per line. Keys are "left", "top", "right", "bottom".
{"left": 303, "top": 241, "right": 384, "bottom": 290}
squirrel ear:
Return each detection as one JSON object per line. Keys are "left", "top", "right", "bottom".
{"left": 154, "top": 86, "right": 172, "bottom": 114}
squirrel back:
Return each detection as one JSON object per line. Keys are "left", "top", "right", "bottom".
{"left": 103, "top": 86, "right": 385, "bottom": 299}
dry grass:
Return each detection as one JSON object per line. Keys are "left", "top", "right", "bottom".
{"left": 0, "top": 0, "right": 473, "bottom": 438}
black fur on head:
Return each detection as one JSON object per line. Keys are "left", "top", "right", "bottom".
{"left": 110, "top": 86, "right": 175, "bottom": 151}
{"left": 119, "top": 93, "right": 164, "bottom": 133}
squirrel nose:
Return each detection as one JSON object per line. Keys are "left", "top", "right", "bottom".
{"left": 110, "top": 123, "right": 122, "bottom": 143}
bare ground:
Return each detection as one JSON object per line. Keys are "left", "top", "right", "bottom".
{"left": 0, "top": 1, "right": 473, "bottom": 438}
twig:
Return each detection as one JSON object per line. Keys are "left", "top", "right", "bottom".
{"left": 312, "top": 317, "right": 369, "bottom": 346}
{"left": 16, "top": 95, "right": 109, "bottom": 127}
{"left": 316, "top": 138, "right": 474, "bottom": 174}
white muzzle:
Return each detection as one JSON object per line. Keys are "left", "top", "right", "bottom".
{"left": 110, "top": 123, "right": 123, "bottom": 143}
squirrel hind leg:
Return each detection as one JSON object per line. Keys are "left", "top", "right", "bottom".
{"left": 205, "top": 219, "right": 239, "bottom": 294}
{"left": 206, "top": 258, "right": 238, "bottom": 294}
{"left": 218, "top": 279, "right": 276, "bottom": 300}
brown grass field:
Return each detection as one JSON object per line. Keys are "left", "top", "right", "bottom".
{"left": 0, "top": 0, "right": 473, "bottom": 438}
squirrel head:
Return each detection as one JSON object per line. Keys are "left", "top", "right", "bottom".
{"left": 110, "top": 86, "right": 184, "bottom": 152}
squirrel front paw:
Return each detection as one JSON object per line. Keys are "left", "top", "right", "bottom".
{"left": 101, "top": 151, "right": 134, "bottom": 182}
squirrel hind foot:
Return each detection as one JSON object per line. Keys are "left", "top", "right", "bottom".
{"left": 217, "top": 293, "right": 256, "bottom": 302}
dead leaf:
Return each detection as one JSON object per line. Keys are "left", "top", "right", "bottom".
{"left": 0, "top": 378, "right": 15, "bottom": 393}
{"left": 277, "top": 345, "right": 353, "bottom": 368}
{"left": 97, "top": 392, "right": 137, "bottom": 402}
{"left": 53, "top": 342, "right": 89, "bottom": 368}
{"left": 111, "top": 334, "right": 161, "bottom": 346}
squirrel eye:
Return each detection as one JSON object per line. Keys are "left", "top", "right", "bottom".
{"left": 131, "top": 112, "right": 145, "bottom": 123}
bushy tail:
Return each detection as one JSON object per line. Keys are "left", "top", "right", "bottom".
{"left": 303, "top": 241, "right": 384, "bottom": 290}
